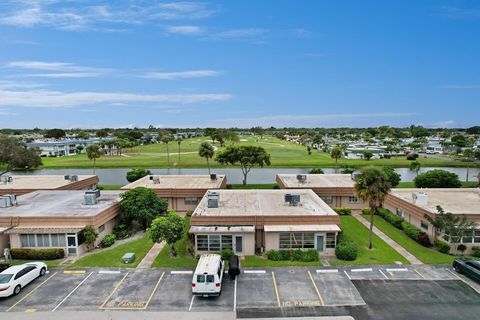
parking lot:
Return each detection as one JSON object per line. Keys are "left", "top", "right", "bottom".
{"left": 0, "top": 264, "right": 479, "bottom": 318}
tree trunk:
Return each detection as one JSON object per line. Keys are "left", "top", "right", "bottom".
{"left": 466, "top": 165, "right": 469, "bottom": 182}
{"left": 93, "top": 158, "right": 96, "bottom": 175}
{"left": 178, "top": 144, "right": 181, "bottom": 163}
{"left": 242, "top": 169, "right": 248, "bottom": 185}
{"left": 206, "top": 158, "right": 211, "bottom": 175}
{"left": 166, "top": 144, "right": 170, "bottom": 166}
{"left": 368, "top": 206, "right": 375, "bottom": 249}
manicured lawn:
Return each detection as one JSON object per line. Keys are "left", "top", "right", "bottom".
{"left": 329, "top": 216, "right": 409, "bottom": 266}
{"left": 99, "top": 184, "right": 123, "bottom": 190}
{"left": 152, "top": 217, "right": 198, "bottom": 268}
{"left": 231, "top": 183, "right": 278, "bottom": 189}
{"left": 242, "top": 255, "right": 323, "bottom": 267}
{"left": 38, "top": 135, "right": 476, "bottom": 169}
{"left": 363, "top": 215, "right": 455, "bottom": 264}
{"left": 69, "top": 233, "right": 153, "bottom": 268}
{"left": 398, "top": 181, "right": 479, "bottom": 188}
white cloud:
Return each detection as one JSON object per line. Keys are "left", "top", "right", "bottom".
{"left": 142, "top": 70, "right": 222, "bottom": 80}
{"left": 6, "top": 61, "right": 97, "bottom": 72}
{"left": 23, "top": 72, "right": 102, "bottom": 78}
{"left": 0, "top": 80, "right": 46, "bottom": 90}
{"left": 207, "top": 28, "right": 268, "bottom": 39}
{"left": 441, "top": 84, "right": 480, "bottom": 89}
{"left": 165, "top": 25, "right": 203, "bottom": 35}
{"left": 0, "top": 89, "right": 232, "bottom": 108}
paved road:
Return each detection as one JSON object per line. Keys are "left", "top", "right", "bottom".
{"left": 0, "top": 265, "right": 479, "bottom": 320}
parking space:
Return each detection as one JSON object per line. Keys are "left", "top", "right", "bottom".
{"left": 148, "top": 271, "right": 193, "bottom": 311}
{"left": 236, "top": 271, "right": 278, "bottom": 309}
{"left": 313, "top": 270, "right": 365, "bottom": 306}
{"left": 273, "top": 268, "right": 323, "bottom": 307}
{"left": 413, "top": 265, "right": 458, "bottom": 281}
{"left": 191, "top": 275, "right": 235, "bottom": 311}
{"left": 344, "top": 267, "right": 387, "bottom": 281}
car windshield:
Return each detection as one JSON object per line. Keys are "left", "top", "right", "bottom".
{"left": 0, "top": 274, "right": 13, "bottom": 284}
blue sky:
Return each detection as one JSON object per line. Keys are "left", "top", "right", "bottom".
{"left": 0, "top": 0, "right": 479, "bottom": 129}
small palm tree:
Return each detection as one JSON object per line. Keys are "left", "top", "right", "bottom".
{"left": 161, "top": 135, "right": 173, "bottom": 166}
{"left": 354, "top": 166, "right": 392, "bottom": 249}
{"left": 330, "top": 147, "right": 343, "bottom": 172}
{"left": 409, "top": 160, "right": 421, "bottom": 177}
{"left": 177, "top": 138, "right": 183, "bottom": 164}
{"left": 86, "top": 144, "right": 103, "bottom": 174}
{"left": 198, "top": 142, "right": 215, "bottom": 175}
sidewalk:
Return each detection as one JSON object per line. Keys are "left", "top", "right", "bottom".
{"left": 353, "top": 214, "right": 423, "bottom": 265}
{"left": 137, "top": 241, "right": 165, "bottom": 268}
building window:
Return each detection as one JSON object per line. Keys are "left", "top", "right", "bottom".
{"left": 326, "top": 233, "right": 336, "bottom": 248}
{"left": 279, "top": 232, "right": 316, "bottom": 249}
{"left": 321, "top": 196, "right": 333, "bottom": 204}
{"left": 20, "top": 234, "right": 36, "bottom": 247}
{"left": 20, "top": 233, "right": 67, "bottom": 248}
{"left": 98, "top": 224, "right": 105, "bottom": 233}
{"left": 184, "top": 197, "right": 199, "bottom": 205}
{"left": 396, "top": 208, "right": 405, "bottom": 218}
{"left": 461, "top": 230, "right": 474, "bottom": 244}
{"left": 420, "top": 221, "right": 429, "bottom": 230}
{"left": 348, "top": 196, "right": 358, "bottom": 204}
{"left": 195, "top": 234, "right": 233, "bottom": 252}
{"left": 474, "top": 230, "right": 480, "bottom": 244}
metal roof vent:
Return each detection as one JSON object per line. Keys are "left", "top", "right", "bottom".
{"left": 0, "top": 194, "right": 17, "bottom": 208}
{"left": 1, "top": 175, "right": 13, "bottom": 185}
{"left": 296, "top": 174, "right": 307, "bottom": 183}
{"left": 69, "top": 175, "right": 78, "bottom": 182}
{"left": 150, "top": 175, "right": 160, "bottom": 184}
{"left": 210, "top": 173, "right": 217, "bottom": 181}
{"left": 207, "top": 191, "right": 220, "bottom": 208}
{"left": 285, "top": 193, "right": 300, "bottom": 206}
{"left": 84, "top": 193, "right": 97, "bottom": 205}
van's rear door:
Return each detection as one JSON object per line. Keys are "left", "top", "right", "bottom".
{"left": 205, "top": 274, "right": 216, "bottom": 294}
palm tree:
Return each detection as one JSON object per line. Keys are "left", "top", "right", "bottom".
{"left": 354, "top": 166, "right": 392, "bottom": 249}
{"left": 161, "top": 135, "right": 173, "bottom": 166}
{"left": 409, "top": 160, "right": 421, "bottom": 177}
{"left": 198, "top": 142, "right": 215, "bottom": 175}
{"left": 176, "top": 138, "right": 183, "bottom": 164}
{"left": 463, "top": 149, "right": 474, "bottom": 182}
{"left": 86, "top": 144, "right": 103, "bottom": 174}
{"left": 330, "top": 147, "right": 343, "bottom": 172}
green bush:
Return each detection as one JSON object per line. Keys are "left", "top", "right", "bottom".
{"left": 472, "top": 246, "right": 480, "bottom": 258}
{"left": 220, "top": 248, "right": 234, "bottom": 260}
{"left": 401, "top": 221, "right": 421, "bottom": 240}
{"left": 335, "top": 241, "right": 358, "bottom": 261}
{"left": 334, "top": 207, "right": 352, "bottom": 216}
{"left": 113, "top": 223, "right": 132, "bottom": 239}
{"left": 377, "top": 208, "right": 404, "bottom": 229}
{"left": 361, "top": 208, "right": 371, "bottom": 215}
{"left": 414, "top": 169, "right": 462, "bottom": 188}
{"left": 291, "top": 249, "right": 304, "bottom": 261}
{"left": 434, "top": 239, "right": 451, "bottom": 254}
{"left": 302, "top": 249, "right": 319, "bottom": 262}
{"left": 407, "top": 153, "right": 419, "bottom": 160}
{"left": 10, "top": 248, "right": 64, "bottom": 260}
{"left": 99, "top": 233, "right": 116, "bottom": 248}
{"left": 266, "top": 249, "right": 319, "bottom": 262}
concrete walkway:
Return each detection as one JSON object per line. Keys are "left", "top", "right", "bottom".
{"left": 353, "top": 214, "right": 423, "bottom": 265}
{"left": 137, "top": 241, "right": 165, "bottom": 268}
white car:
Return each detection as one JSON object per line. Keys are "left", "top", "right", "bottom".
{"left": 0, "top": 262, "right": 47, "bottom": 297}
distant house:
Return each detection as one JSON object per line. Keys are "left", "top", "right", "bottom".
{"left": 26, "top": 138, "right": 105, "bottom": 157}
{"left": 344, "top": 145, "right": 387, "bottom": 159}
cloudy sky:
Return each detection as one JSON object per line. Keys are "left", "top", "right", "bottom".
{"left": 0, "top": 0, "right": 479, "bottom": 129}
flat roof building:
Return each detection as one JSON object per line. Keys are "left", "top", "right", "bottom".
{"left": 0, "top": 190, "right": 121, "bottom": 256}
{"left": 190, "top": 189, "right": 340, "bottom": 256}
{"left": 276, "top": 174, "right": 366, "bottom": 212}
{"left": 0, "top": 175, "right": 99, "bottom": 196}
{"left": 121, "top": 174, "right": 227, "bottom": 214}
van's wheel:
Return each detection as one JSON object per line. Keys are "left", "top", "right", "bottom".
{"left": 40, "top": 267, "right": 46, "bottom": 276}
{"left": 14, "top": 285, "right": 21, "bottom": 295}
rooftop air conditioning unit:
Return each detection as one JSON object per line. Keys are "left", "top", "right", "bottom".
{"left": 285, "top": 193, "right": 293, "bottom": 203}
{"left": 151, "top": 175, "right": 160, "bottom": 184}
{"left": 7, "top": 176, "right": 13, "bottom": 183}
{"left": 210, "top": 173, "right": 217, "bottom": 181}
{"left": 285, "top": 194, "right": 300, "bottom": 206}
{"left": 64, "top": 175, "right": 71, "bottom": 180}
{"left": 296, "top": 174, "right": 307, "bottom": 183}
{"left": 70, "top": 175, "right": 78, "bottom": 182}
{"left": 207, "top": 191, "right": 220, "bottom": 208}
{"left": 84, "top": 194, "right": 97, "bottom": 205}
{"left": 0, "top": 196, "right": 14, "bottom": 208}
{"left": 85, "top": 189, "right": 101, "bottom": 198}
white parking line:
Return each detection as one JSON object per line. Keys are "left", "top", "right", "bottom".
{"left": 379, "top": 270, "right": 389, "bottom": 279}
{"left": 316, "top": 269, "right": 338, "bottom": 273}
{"left": 244, "top": 270, "right": 266, "bottom": 274}
{"left": 52, "top": 272, "right": 93, "bottom": 312}
{"left": 386, "top": 268, "right": 409, "bottom": 272}
{"left": 344, "top": 270, "right": 351, "bottom": 280}
{"left": 188, "top": 295, "right": 195, "bottom": 311}
{"left": 351, "top": 268, "right": 373, "bottom": 272}
{"left": 171, "top": 271, "right": 193, "bottom": 275}
{"left": 233, "top": 277, "right": 237, "bottom": 312}
{"left": 99, "top": 270, "right": 121, "bottom": 274}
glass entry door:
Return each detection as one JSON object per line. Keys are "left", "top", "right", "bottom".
{"left": 234, "top": 236, "right": 243, "bottom": 254}
{"left": 67, "top": 234, "right": 77, "bottom": 255}
{"left": 316, "top": 235, "right": 325, "bottom": 252}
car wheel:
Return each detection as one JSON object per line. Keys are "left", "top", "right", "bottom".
{"left": 40, "top": 267, "right": 46, "bottom": 277}
{"left": 14, "top": 285, "right": 21, "bottom": 295}
{"left": 454, "top": 265, "right": 462, "bottom": 274}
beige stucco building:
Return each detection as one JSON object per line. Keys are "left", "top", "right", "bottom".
{"left": 0, "top": 175, "right": 99, "bottom": 196}
{"left": 385, "top": 188, "right": 480, "bottom": 254}
{"left": 276, "top": 174, "right": 367, "bottom": 212}
{"left": 189, "top": 189, "right": 341, "bottom": 256}
{"left": 121, "top": 174, "right": 227, "bottom": 214}
{"left": 0, "top": 190, "right": 121, "bottom": 256}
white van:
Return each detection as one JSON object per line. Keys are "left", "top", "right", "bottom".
{"left": 192, "top": 254, "right": 224, "bottom": 297}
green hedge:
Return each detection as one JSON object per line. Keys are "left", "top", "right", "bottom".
{"left": 334, "top": 207, "right": 352, "bottom": 216}
{"left": 472, "top": 246, "right": 480, "bottom": 258}
{"left": 266, "top": 249, "right": 319, "bottom": 262}
{"left": 335, "top": 241, "right": 358, "bottom": 261}
{"left": 434, "top": 240, "right": 451, "bottom": 254}
{"left": 99, "top": 233, "right": 116, "bottom": 248}
{"left": 401, "top": 221, "right": 421, "bottom": 240}
{"left": 220, "top": 248, "right": 234, "bottom": 260}
{"left": 11, "top": 248, "right": 64, "bottom": 260}
{"left": 377, "top": 208, "right": 404, "bottom": 229}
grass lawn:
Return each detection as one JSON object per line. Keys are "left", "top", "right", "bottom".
{"left": 38, "top": 135, "right": 477, "bottom": 169}
{"left": 69, "top": 233, "right": 153, "bottom": 268}
{"left": 330, "top": 216, "right": 409, "bottom": 266}
{"left": 231, "top": 183, "right": 278, "bottom": 189}
{"left": 151, "top": 217, "right": 198, "bottom": 268}
{"left": 363, "top": 215, "right": 455, "bottom": 264}
{"left": 398, "top": 181, "right": 479, "bottom": 188}
{"left": 242, "top": 255, "right": 323, "bottom": 267}
{"left": 99, "top": 184, "right": 123, "bottom": 190}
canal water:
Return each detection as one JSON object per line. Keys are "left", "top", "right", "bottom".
{"left": 10, "top": 167, "right": 480, "bottom": 185}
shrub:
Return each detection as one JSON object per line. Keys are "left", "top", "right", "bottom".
{"left": 99, "top": 233, "right": 116, "bottom": 248}
{"left": 278, "top": 250, "right": 290, "bottom": 261}
{"left": 291, "top": 249, "right": 304, "bottom": 261}
{"left": 335, "top": 241, "right": 358, "bottom": 261}
{"left": 361, "top": 208, "right": 371, "bottom": 215}
{"left": 472, "top": 246, "right": 480, "bottom": 258}
{"left": 266, "top": 250, "right": 282, "bottom": 261}
{"left": 434, "top": 239, "right": 451, "bottom": 254}
{"left": 220, "top": 248, "right": 234, "bottom": 260}
{"left": 377, "top": 208, "right": 404, "bottom": 229}
{"left": 309, "top": 168, "right": 324, "bottom": 174}
{"left": 126, "top": 168, "right": 152, "bottom": 183}
{"left": 402, "top": 221, "right": 421, "bottom": 240}
{"left": 265, "top": 249, "right": 319, "bottom": 262}
{"left": 414, "top": 169, "right": 462, "bottom": 188}
{"left": 407, "top": 153, "right": 419, "bottom": 160}
{"left": 10, "top": 248, "right": 64, "bottom": 260}
{"left": 334, "top": 207, "right": 352, "bottom": 216}
{"left": 113, "top": 223, "right": 132, "bottom": 239}
{"left": 302, "top": 249, "right": 319, "bottom": 262}
{"left": 457, "top": 244, "right": 467, "bottom": 254}
{"left": 417, "top": 232, "right": 431, "bottom": 247}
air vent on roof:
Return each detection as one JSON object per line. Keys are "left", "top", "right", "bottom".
{"left": 296, "top": 174, "right": 307, "bottom": 183}
{"left": 64, "top": 175, "right": 70, "bottom": 180}
{"left": 85, "top": 189, "right": 101, "bottom": 198}
{"left": 84, "top": 194, "right": 97, "bottom": 205}
{"left": 412, "top": 192, "right": 428, "bottom": 207}
{"left": 0, "top": 194, "right": 16, "bottom": 208}
{"left": 210, "top": 173, "right": 217, "bottom": 181}
{"left": 207, "top": 191, "right": 220, "bottom": 208}
{"left": 1, "top": 175, "right": 12, "bottom": 184}
{"left": 285, "top": 193, "right": 300, "bottom": 206}
{"left": 150, "top": 175, "right": 160, "bottom": 184}
{"left": 70, "top": 175, "right": 78, "bottom": 182}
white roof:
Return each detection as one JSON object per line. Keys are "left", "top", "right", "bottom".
{"left": 121, "top": 175, "right": 226, "bottom": 190}
{"left": 189, "top": 226, "right": 255, "bottom": 233}
{"left": 0, "top": 175, "right": 97, "bottom": 190}
{"left": 264, "top": 224, "right": 341, "bottom": 232}
{"left": 194, "top": 254, "right": 222, "bottom": 275}
{"left": 277, "top": 174, "right": 355, "bottom": 188}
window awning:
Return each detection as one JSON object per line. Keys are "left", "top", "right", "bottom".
{"left": 189, "top": 226, "right": 255, "bottom": 233}
{"left": 264, "top": 224, "right": 341, "bottom": 233}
